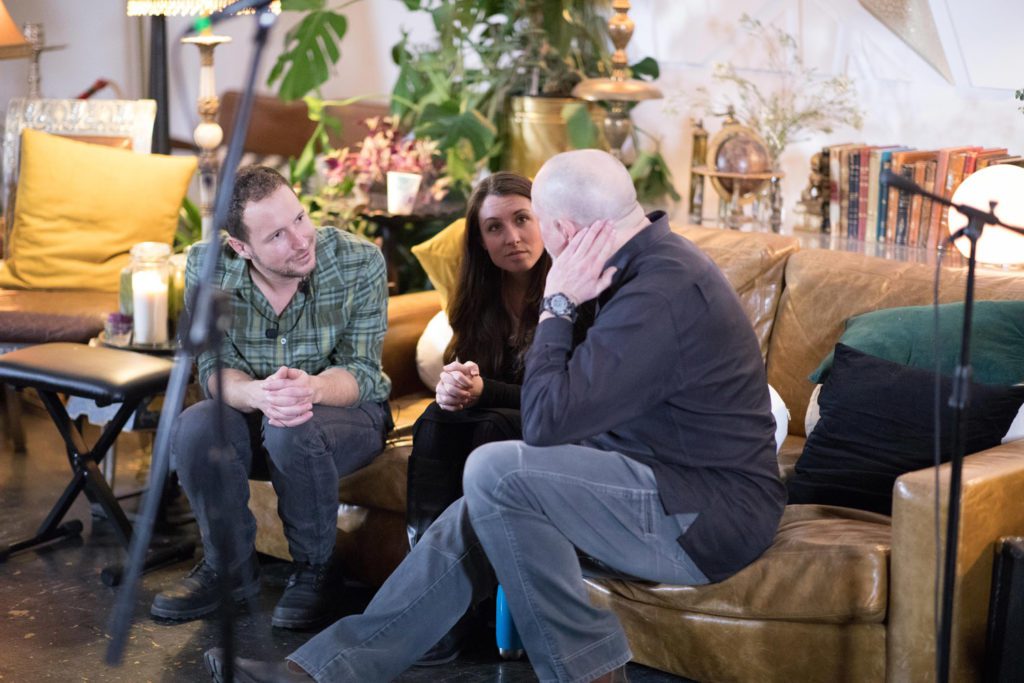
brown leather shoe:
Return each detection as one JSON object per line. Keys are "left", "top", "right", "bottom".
{"left": 204, "top": 647, "right": 313, "bottom": 683}
{"left": 591, "top": 665, "right": 630, "bottom": 683}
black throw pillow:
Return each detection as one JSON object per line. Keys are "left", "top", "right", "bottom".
{"left": 787, "top": 343, "right": 1024, "bottom": 515}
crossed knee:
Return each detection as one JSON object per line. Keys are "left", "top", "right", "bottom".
{"left": 462, "top": 441, "right": 527, "bottom": 512}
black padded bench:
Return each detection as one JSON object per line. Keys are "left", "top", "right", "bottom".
{"left": 0, "top": 343, "right": 192, "bottom": 579}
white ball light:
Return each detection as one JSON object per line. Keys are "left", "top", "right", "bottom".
{"left": 947, "top": 164, "right": 1024, "bottom": 265}
{"left": 193, "top": 122, "right": 223, "bottom": 150}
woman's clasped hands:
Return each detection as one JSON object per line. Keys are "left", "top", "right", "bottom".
{"left": 436, "top": 360, "right": 483, "bottom": 412}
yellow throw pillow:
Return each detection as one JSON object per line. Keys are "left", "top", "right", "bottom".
{"left": 410, "top": 218, "right": 465, "bottom": 307}
{"left": 0, "top": 129, "right": 197, "bottom": 292}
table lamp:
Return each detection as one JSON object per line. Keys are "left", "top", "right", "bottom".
{"left": 571, "top": 0, "right": 662, "bottom": 159}
{"left": 125, "top": 1, "right": 280, "bottom": 154}
{"left": 0, "top": 1, "right": 63, "bottom": 98}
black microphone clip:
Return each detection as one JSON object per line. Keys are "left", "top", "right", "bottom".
{"left": 265, "top": 327, "right": 279, "bottom": 339}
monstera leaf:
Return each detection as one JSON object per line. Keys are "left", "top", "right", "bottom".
{"left": 268, "top": 0, "right": 348, "bottom": 101}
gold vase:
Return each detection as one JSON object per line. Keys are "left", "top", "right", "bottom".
{"left": 504, "top": 96, "right": 607, "bottom": 179}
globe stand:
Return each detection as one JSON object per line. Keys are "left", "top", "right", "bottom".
{"left": 691, "top": 167, "right": 784, "bottom": 230}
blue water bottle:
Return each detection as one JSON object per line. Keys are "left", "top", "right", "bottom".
{"left": 495, "top": 584, "right": 524, "bottom": 660}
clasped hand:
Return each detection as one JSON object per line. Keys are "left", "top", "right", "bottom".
{"left": 543, "top": 219, "right": 619, "bottom": 304}
{"left": 252, "top": 365, "right": 316, "bottom": 427}
{"left": 436, "top": 360, "right": 483, "bottom": 412}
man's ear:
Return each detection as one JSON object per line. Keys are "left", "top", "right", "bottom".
{"left": 555, "top": 219, "right": 579, "bottom": 242}
{"left": 227, "top": 236, "right": 251, "bottom": 259}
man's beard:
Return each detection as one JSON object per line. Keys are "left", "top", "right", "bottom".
{"left": 250, "top": 250, "right": 315, "bottom": 280}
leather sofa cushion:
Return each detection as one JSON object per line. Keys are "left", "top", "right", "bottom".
{"left": 339, "top": 439, "right": 411, "bottom": 514}
{"left": 0, "top": 289, "right": 118, "bottom": 344}
{"left": 382, "top": 290, "right": 441, "bottom": 398}
{"left": 767, "top": 249, "right": 1024, "bottom": 436}
{"left": 591, "top": 504, "right": 891, "bottom": 624}
{"left": 675, "top": 225, "right": 799, "bottom": 357}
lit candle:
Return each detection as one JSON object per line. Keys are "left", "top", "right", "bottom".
{"left": 132, "top": 269, "right": 169, "bottom": 344}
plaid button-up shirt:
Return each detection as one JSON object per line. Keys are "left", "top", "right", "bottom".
{"left": 185, "top": 227, "right": 391, "bottom": 404}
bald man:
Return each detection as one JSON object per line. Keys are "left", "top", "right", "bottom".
{"left": 205, "top": 150, "right": 786, "bottom": 683}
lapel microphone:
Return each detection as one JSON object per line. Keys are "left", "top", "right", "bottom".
{"left": 265, "top": 327, "right": 279, "bottom": 339}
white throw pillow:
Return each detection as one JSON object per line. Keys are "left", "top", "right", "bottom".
{"left": 804, "top": 382, "right": 1024, "bottom": 443}
{"left": 768, "top": 384, "right": 789, "bottom": 453}
{"left": 415, "top": 310, "right": 454, "bottom": 391}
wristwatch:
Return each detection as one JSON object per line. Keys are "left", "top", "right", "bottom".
{"left": 541, "top": 293, "right": 578, "bottom": 322}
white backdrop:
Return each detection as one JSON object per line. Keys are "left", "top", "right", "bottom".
{"left": 1, "top": 0, "right": 1021, "bottom": 224}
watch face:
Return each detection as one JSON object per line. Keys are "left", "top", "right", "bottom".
{"left": 544, "top": 293, "right": 576, "bottom": 319}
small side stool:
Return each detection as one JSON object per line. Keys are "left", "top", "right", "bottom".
{"left": 0, "top": 343, "right": 193, "bottom": 576}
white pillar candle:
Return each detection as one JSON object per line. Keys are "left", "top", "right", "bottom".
{"left": 132, "top": 269, "right": 169, "bottom": 344}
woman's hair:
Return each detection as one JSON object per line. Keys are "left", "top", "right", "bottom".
{"left": 444, "top": 172, "right": 551, "bottom": 381}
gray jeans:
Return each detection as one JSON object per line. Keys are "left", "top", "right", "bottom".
{"left": 290, "top": 441, "right": 708, "bottom": 683}
{"left": 172, "top": 399, "right": 389, "bottom": 569}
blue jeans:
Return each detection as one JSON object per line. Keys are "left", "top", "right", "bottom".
{"left": 290, "top": 441, "right": 708, "bottom": 683}
{"left": 172, "top": 399, "right": 389, "bottom": 569}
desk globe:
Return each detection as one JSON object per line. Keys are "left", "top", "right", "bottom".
{"left": 705, "top": 111, "right": 773, "bottom": 202}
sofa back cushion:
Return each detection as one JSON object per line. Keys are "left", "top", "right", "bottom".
{"left": 766, "top": 249, "right": 1024, "bottom": 436}
{"left": 674, "top": 225, "right": 799, "bottom": 357}
{"left": 382, "top": 289, "right": 442, "bottom": 398}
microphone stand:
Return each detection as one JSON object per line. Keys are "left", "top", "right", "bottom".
{"left": 106, "top": 7, "right": 279, "bottom": 682}
{"left": 879, "top": 170, "right": 1024, "bottom": 682}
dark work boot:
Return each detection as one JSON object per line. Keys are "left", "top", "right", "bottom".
{"left": 405, "top": 454, "right": 464, "bottom": 548}
{"left": 271, "top": 562, "right": 337, "bottom": 629}
{"left": 151, "top": 555, "right": 260, "bottom": 621}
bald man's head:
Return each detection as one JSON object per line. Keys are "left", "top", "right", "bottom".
{"left": 532, "top": 150, "right": 645, "bottom": 255}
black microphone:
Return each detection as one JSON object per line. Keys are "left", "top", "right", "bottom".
{"left": 180, "top": 0, "right": 276, "bottom": 35}
{"left": 299, "top": 278, "right": 310, "bottom": 295}
{"left": 265, "top": 327, "right": 279, "bottom": 339}
{"left": 880, "top": 169, "right": 921, "bottom": 195}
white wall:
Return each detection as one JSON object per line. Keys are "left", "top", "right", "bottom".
{"left": 2, "top": 0, "right": 1022, "bottom": 225}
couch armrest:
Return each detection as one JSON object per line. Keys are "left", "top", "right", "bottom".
{"left": 888, "top": 439, "right": 1024, "bottom": 682}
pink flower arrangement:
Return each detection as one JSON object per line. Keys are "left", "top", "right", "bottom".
{"left": 323, "top": 116, "right": 451, "bottom": 206}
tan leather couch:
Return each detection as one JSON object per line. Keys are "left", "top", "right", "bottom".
{"left": 248, "top": 226, "right": 1024, "bottom": 682}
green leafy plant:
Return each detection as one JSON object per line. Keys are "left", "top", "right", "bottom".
{"left": 1016, "top": 88, "right": 1024, "bottom": 113}
{"left": 268, "top": 0, "right": 355, "bottom": 102}
{"left": 696, "top": 14, "right": 863, "bottom": 164}
{"left": 175, "top": 197, "right": 202, "bottom": 252}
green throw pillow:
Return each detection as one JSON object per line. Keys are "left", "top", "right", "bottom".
{"left": 809, "top": 301, "right": 1024, "bottom": 385}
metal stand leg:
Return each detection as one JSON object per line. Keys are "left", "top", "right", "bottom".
{"left": 0, "top": 389, "right": 194, "bottom": 582}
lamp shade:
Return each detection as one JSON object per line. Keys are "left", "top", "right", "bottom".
{"left": 948, "top": 164, "right": 1024, "bottom": 265}
{"left": 0, "top": 0, "right": 29, "bottom": 59}
{"left": 126, "top": 0, "right": 280, "bottom": 16}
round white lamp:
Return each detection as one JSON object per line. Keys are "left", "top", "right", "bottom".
{"left": 948, "top": 164, "right": 1024, "bottom": 265}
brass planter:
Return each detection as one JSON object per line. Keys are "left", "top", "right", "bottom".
{"left": 504, "top": 95, "right": 606, "bottom": 178}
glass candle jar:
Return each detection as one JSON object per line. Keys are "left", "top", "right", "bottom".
{"left": 168, "top": 251, "right": 188, "bottom": 334}
{"left": 128, "top": 242, "right": 172, "bottom": 345}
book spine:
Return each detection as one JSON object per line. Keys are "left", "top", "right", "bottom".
{"left": 848, "top": 151, "right": 861, "bottom": 238}
{"left": 858, "top": 148, "right": 871, "bottom": 240}
{"left": 821, "top": 147, "right": 832, "bottom": 233}
{"left": 828, "top": 149, "right": 842, "bottom": 232}
{"left": 877, "top": 154, "right": 893, "bottom": 242}
{"left": 920, "top": 160, "right": 937, "bottom": 248}
{"left": 894, "top": 165, "right": 914, "bottom": 245}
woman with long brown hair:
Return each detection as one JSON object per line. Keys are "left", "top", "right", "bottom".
{"left": 406, "top": 172, "right": 551, "bottom": 551}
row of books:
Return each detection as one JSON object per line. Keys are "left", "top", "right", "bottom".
{"left": 822, "top": 143, "right": 1023, "bottom": 248}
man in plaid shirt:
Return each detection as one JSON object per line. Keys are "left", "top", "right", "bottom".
{"left": 151, "top": 166, "right": 392, "bottom": 630}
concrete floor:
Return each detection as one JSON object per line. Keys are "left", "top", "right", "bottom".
{"left": 0, "top": 400, "right": 689, "bottom": 682}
